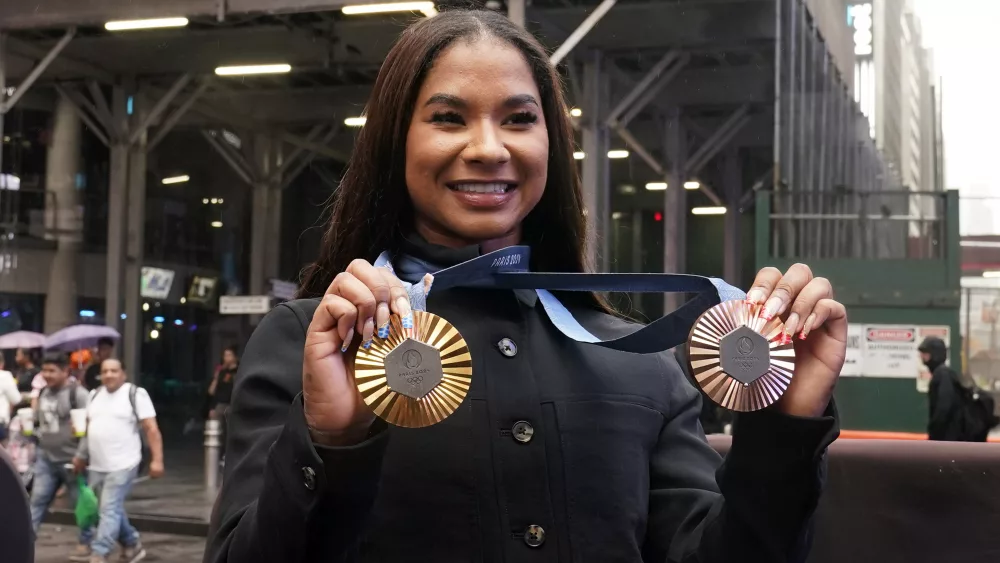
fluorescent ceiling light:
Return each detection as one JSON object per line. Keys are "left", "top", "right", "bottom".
{"left": 342, "top": 2, "right": 437, "bottom": 16}
{"left": 573, "top": 151, "right": 585, "bottom": 160}
{"left": 684, "top": 181, "right": 701, "bottom": 190}
{"left": 105, "top": 17, "right": 189, "bottom": 31}
{"left": 984, "top": 271, "right": 1000, "bottom": 278}
{"left": 570, "top": 108, "right": 582, "bottom": 117}
{"left": 607, "top": 150, "right": 629, "bottom": 159}
{"left": 692, "top": 206, "right": 727, "bottom": 215}
{"left": 344, "top": 116, "right": 367, "bottom": 127}
{"left": 215, "top": 64, "right": 291, "bottom": 76}
{"left": 645, "top": 182, "right": 667, "bottom": 191}
{"left": 211, "top": 221, "right": 223, "bottom": 228}
{"left": 161, "top": 175, "right": 189, "bottom": 185}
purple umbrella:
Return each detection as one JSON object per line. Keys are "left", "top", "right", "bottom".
{"left": 45, "top": 325, "right": 121, "bottom": 352}
{"left": 0, "top": 331, "right": 46, "bottom": 350}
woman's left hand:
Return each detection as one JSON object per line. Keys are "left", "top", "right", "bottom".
{"left": 745, "top": 264, "right": 848, "bottom": 418}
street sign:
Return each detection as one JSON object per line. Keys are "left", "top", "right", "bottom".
{"left": 219, "top": 295, "right": 271, "bottom": 315}
{"left": 141, "top": 267, "right": 175, "bottom": 300}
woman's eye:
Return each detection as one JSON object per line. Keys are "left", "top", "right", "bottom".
{"left": 507, "top": 111, "right": 538, "bottom": 126}
{"left": 430, "top": 111, "right": 464, "bottom": 125}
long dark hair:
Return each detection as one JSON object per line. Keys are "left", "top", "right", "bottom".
{"left": 299, "top": 9, "right": 606, "bottom": 311}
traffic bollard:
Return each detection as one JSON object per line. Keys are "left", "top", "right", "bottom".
{"left": 204, "top": 419, "right": 222, "bottom": 497}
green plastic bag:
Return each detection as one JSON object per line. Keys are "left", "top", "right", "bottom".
{"left": 74, "top": 475, "right": 99, "bottom": 529}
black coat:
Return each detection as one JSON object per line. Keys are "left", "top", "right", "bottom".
{"left": 205, "top": 244, "right": 838, "bottom": 563}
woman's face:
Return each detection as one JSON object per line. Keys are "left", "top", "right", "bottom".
{"left": 405, "top": 38, "right": 548, "bottom": 250}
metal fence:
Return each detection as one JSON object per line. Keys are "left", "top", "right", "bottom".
{"left": 768, "top": 190, "right": 947, "bottom": 259}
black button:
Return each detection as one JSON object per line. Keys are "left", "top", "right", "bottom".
{"left": 302, "top": 466, "right": 317, "bottom": 491}
{"left": 524, "top": 524, "right": 545, "bottom": 547}
{"left": 512, "top": 421, "right": 534, "bottom": 444}
{"left": 497, "top": 338, "right": 517, "bottom": 357}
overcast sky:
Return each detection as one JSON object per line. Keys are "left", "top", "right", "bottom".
{"left": 913, "top": 0, "right": 999, "bottom": 235}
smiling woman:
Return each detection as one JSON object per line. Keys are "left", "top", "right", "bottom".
{"left": 206, "top": 8, "right": 845, "bottom": 563}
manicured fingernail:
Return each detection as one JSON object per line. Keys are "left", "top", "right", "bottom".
{"left": 762, "top": 297, "right": 782, "bottom": 320}
{"left": 382, "top": 262, "right": 394, "bottom": 274}
{"left": 362, "top": 318, "right": 374, "bottom": 348}
{"left": 376, "top": 303, "right": 390, "bottom": 338}
{"left": 395, "top": 296, "right": 412, "bottom": 319}
{"left": 784, "top": 312, "right": 800, "bottom": 337}
{"left": 422, "top": 273, "right": 434, "bottom": 296}
{"left": 340, "top": 328, "right": 354, "bottom": 353}
{"left": 401, "top": 313, "right": 414, "bottom": 330}
{"left": 800, "top": 313, "right": 817, "bottom": 340}
{"left": 746, "top": 289, "right": 765, "bottom": 304}
{"left": 780, "top": 332, "right": 793, "bottom": 345}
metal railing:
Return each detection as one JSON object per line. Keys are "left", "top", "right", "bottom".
{"left": 767, "top": 190, "right": 947, "bottom": 260}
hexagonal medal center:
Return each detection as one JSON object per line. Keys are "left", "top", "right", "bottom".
{"left": 384, "top": 339, "right": 443, "bottom": 399}
{"left": 719, "top": 325, "right": 771, "bottom": 385}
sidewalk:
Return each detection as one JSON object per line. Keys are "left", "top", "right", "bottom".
{"left": 45, "top": 442, "right": 217, "bottom": 537}
{"left": 35, "top": 524, "right": 205, "bottom": 563}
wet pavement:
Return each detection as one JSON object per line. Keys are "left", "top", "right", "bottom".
{"left": 34, "top": 524, "right": 206, "bottom": 562}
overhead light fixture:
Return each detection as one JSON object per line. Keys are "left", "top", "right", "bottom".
{"left": 211, "top": 221, "right": 223, "bottom": 228}
{"left": 105, "top": 17, "right": 189, "bottom": 31}
{"left": 612, "top": 212, "right": 624, "bottom": 220}
{"left": 149, "top": 329, "right": 160, "bottom": 340}
{"left": 142, "top": 303, "right": 150, "bottom": 312}
{"left": 202, "top": 198, "right": 209, "bottom": 204}
{"left": 161, "top": 175, "right": 189, "bottom": 185}
{"left": 79, "top": 310, "right": 96, "bottom": 318}
{"left": 607, "top": 150, "right": 629, "bottom": 159}
{"left": 645, "top": 182, "right": 667, "bottom": 191}
{"left": 180, "top": 297, "right": 187, "bottom": 304}
{"left": 692, "top": 206, "right": 727, "bottom": 215}
{"left": 211, "top": 198, "right": 218, "bottom": 204}
{"left": 215, "top": 64, "right": 292, "bottom": 76}
{"left": 342, "top": 2, "right": 437, "bottom": 16}
{"left": 573, "top": 151, "right": 585, "bottom": 160}
{"left": 344, "top": 116, "right": 367, "bottom": 127}
{"left": 983, "top": 271, "right": 1000, "bottom": 278}
{"left": 684, "top": 181, "right": 701, "bottom": 190}
{"left": 570, "top": 108, "right": 582, "bottom": 117}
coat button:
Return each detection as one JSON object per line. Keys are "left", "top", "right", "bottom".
{"left": 302, "top": 466, "right": 317, "bottom": 491}
{"left": 524, "top": 524, "right": 545, "bottom": 547}
{"left": 497, "top": 338, "right": 518, "bottom": 357}
{"left": 512, "top": 421, "right": 534, "bottom": 443}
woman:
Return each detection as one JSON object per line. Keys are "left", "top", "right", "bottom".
{"left": 0, "top": 355, "right": 20, "bottom": 444}
{"left": 205, "top": 9, "right": 846, "bottom": 563}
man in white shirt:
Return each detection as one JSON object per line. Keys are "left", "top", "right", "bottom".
{"left": 73, "top": 359, "right": 164, "bottom": 563}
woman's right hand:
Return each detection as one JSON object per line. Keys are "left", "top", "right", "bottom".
{"left": 302, "top": 259, "right": 412, "bottom": 446}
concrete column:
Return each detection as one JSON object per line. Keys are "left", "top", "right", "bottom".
{"left": 123, "top": 92, "right": 147, "bottom": 382}
{"left": 663, "top": 108, "right": 687, "bottom": 313}
{"left": 723, "top": 148, "right": 743, "bottom": 286}
{"left": 507, "top": 0, "right": 525, "bottom": 27}
{"left": 248, "top": 135, "right": 282, "bottom": 325}
{"left": 104, "top": 85, "right": 128, "bottom": 330}
{"left": 581, "top": 51, "right": 610, "bottom": 272}
{"left": 43, "top": 95, "right": 82, "bottom": 333}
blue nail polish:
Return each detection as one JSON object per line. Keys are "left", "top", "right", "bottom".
{"left": 362, "top": 339, "right": 372, "bottom": 349}
{"left": 341, "top": 342, "right": 350, "bottom": 353}
{"left": 377, "top": 324, "right": 390, "bottom": 339}
{"left": 401, "top": 314, "right": 413, "bottom": 329}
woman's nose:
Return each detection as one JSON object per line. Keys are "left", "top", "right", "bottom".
{"left": 461, "top": 122, "right": 510, "bottom": 164}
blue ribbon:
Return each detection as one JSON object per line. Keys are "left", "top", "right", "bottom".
{"left": 375, "top": 246, "right": 746, "bottom": 354}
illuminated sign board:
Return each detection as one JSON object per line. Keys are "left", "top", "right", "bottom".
{"left": 848, "top": 3, "right": 874, "bottom": 57}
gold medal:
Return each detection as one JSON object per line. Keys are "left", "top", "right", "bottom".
{"left": 354, "top": 310, "right": 472, "bottom": 428}
{"left": 686, "top": 300, "right": 796, "bottom": 412}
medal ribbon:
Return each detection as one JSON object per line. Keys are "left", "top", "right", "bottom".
{"left": 375, "top": 246, "right": 746, "bottom": 354}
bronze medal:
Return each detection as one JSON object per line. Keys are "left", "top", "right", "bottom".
{"left": 354, "top": 311, "right": 472, "bottom": 428}
{"left": 686, "top": 300, "right": 796, "bottom": 412}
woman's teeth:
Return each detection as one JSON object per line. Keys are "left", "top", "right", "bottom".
{"left": 450, "top": 183, "right": 510, "bottom": 194}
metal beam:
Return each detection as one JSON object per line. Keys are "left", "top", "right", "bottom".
{"left": 606, "top": 49, "right": 680, "bottom": 127}
{"left": 278, "top": 125, "right": 342, "bottom": 190}
{"left": 614, "top": 126, "right": 663, "bottom": 176}
{"left": 54, "top": 85, "right": 110, "bottom": 146}
{"left": 87, "top": 80, "right": 115, "bottom": 134}
{"left": 619, "top": 54, "right": 689, "bottom": 127}
{"left": 687, "top": 104, "right": 751, "bottom": 173}
{"left": 550, "top": 0, "right": 617, "bottom": 66}
{"left": 278, "top": 131, "right": 349, "bottom": 162}
{"left": 148, "top": 79, "right": 210, "bottom": 150}
{"left": 3, "top": 36, "right": 113, "bottom": 83}
{"left": 130, "top": 74, "right": 191, "bottom": 145}
{"left": 1, "top": 28, "right": 74, "bottom": 113}
{"left": 202, "top": 130, "right": 254, "bottom": 185}
{"left": 272, "top": 123, "right": 325, "bottom": 182}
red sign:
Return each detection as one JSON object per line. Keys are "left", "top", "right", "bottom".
{"left": 867, "top": 328, "right": 915, "bottom": 342}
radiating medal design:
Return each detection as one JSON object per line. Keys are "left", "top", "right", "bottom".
{"left": 354, "top": 311, "right": 472, "bottom": 428}
{"left": 686, "top": 300, "right": 796, "bottom": 412}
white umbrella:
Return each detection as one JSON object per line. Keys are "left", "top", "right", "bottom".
{"left": 0, "top": 330, "right": 46, "bottom": 350}
{"left": 45, "top": 325, "right": 121, "bottom": 353}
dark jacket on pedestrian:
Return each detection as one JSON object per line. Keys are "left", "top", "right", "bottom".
{"left": 205, "top": 239, "right": 839, "bottom": 563}
{"left": 921, "top": 336, "right": 965, "bottom": 441}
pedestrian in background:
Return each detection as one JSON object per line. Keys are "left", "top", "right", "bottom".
{"left": 28, "top": 352, "right": 90, "bottom": 557}
{"left": 0, "top": 355, "right": 21, "bottom": 444}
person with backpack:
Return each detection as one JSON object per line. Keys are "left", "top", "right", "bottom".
{"left": 28, "top": 352, "right": 91, "bottom": 553}
{"left": 920, "top": 336, "right": 999, "bottom": 441}
{"left": 73, "top": 358, "right": 163, "bottom": 563}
